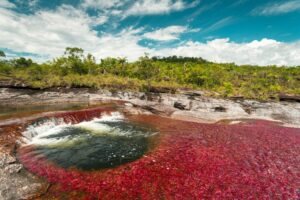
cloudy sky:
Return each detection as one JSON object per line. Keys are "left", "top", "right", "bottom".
{"left": 0, "top": 0, "right": 300, "bottom": 65}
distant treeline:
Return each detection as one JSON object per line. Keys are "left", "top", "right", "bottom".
{"left": 151, "top": 56, "right": 209, "bottom": 64}
{"left": 0, "top": 48, "right": 299, "bottom": 100}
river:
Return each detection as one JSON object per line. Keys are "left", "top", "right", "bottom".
{"left": 0, "top": 101, "right": 299, "bottom": 199}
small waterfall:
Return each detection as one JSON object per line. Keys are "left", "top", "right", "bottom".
{"left": 51, "top": 106, "right": 114, "bottom": 124}
{"left": 19, "top": 111, "right": 158, "bottom": 170}
{"left": 21, "top": 112, "right": 124, "bottom": 145}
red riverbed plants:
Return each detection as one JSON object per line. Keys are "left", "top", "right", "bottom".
{"left": 18, "top": 115, "right": 300, "bottom": 199}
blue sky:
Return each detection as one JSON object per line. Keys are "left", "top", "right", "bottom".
{"left": 0, "top": 0, "right": 300, "bottom": 65}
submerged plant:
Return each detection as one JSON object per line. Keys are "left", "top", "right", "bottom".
{"left": 18, "top": 114, "right": 300, "bottom": 199}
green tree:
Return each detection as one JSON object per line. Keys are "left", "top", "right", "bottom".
{"left": 136, "top": 54, "right": 159, "bottom": 90}
{"left": 0, "top": 50, "right": 5, "bottom": 58}
{"left": 84, "top": 53, "right": 97, "bottom": 74}
{"left": 64, "top": 47, "right": 84, "bottom": 59}
{"left": 100, "top": 57, "right": 116, "bottom": 74}
{"left": 0, "top": 51, "right": 10, "bottom": 75}
{"left": 118, "top": 58, "right": 127, "bottom": 76}
{"left": 13, "top": 57, "right": 33, "bottom": 68}
{"left": 63, "top": 47, "right": 87, "bottom": 74}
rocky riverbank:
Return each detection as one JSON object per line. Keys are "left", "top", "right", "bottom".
{"left": 0, "top": 124, "right": 48, "bottom": 200}
{"left": 0, "top": 87, "right": 299, "bottom": 199}
{"left": 0, "top": 153, "right": 48, "bottom": 199}
{"left": 1, "top": 87, "right": 299, "bottom": 126}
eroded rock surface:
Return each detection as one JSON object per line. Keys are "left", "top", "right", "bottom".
{"left": 1, "top": 88, "right": 300, "bottom": 127}
{"left": 0, "top": 121, "right": 47, "bottom": 200}
{"left": 0, "top": 153, "right": 46, "bottom": 200}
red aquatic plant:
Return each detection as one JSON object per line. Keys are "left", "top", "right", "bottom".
{"left": 18, "top": 115, "right": 300, "bottom": 199}
{"left": 50, "top": 106, "right": 114, "bottom": 124}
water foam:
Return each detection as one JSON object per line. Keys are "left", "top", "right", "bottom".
{"left": 22, "top": 112, "right": 157, "bottom": 147}
{"left": 22, "top": 112, "right": 126, "bottom": 146}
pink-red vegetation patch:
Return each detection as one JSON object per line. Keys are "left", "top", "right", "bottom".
{"left": 19, "top": 115, "right": 300, "bottom": 199}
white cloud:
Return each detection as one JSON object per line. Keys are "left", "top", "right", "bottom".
{"left": 153, "top": 38, "right": 300, "bottom": 66}
{"left": 28, "top": 0, "right": 39, "bottom": 7}
{"left": 80, "top": 0, "right": 200, "bottom": 20}
{"left": 0, "top": 4, "right": 148, "bottom": 61}
{"left": 253, "top": 0, "right": 300, "bottom": 15}
{"left": 82, "top": 0, "right": 125, "bottom": 10}
{"left": 0, "top": 0, "right": 15, "bottom": 8}
{"left": 90, "top": 15, "right": 109, "bottom": 26}
{"left": 203, "top": 17, "right": 234, "bottom": 33}
{"left": 0, "top": 3, "right": 299, "bottom": 66}
{"left": 0, "top": 5, "right": 105, "bottom": 58}
{"left": 93, "top": 28, "right": 150, "bottom": 61}
{"left": 124, "top": 0, "right": 198, "bottom": 16}
{"left": 143, "top": 26, "right": 188, "bottom": 41}
{"left": 143, "top": 25, "right": 200, "bottom": 41}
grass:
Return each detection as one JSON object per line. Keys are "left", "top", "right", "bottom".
{"left": 0, "top": 51, "right": 299, "bottom": 100}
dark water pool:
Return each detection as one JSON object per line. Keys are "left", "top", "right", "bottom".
{"left": 21, "top": 112, "right": 157, "bottom": 170}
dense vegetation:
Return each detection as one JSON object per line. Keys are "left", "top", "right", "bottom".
{"left": 0, "top": 48, "right": 299, "bottom": 100}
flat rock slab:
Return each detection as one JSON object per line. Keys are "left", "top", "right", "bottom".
{"left": 0, "top": 152, "right": 46, "bottom": 200}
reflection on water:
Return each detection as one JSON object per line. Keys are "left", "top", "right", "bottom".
{"left": 21, "top": 112, "right": 158, "bottom": 170}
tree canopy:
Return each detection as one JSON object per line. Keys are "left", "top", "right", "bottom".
{"left": 0, "top": 50, "right": 5, "bottom": 58}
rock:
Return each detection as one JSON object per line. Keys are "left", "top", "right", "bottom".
{"left": 5, "top": 164, "right": 23, "bottom": 174}
{"left": 0, "top": 156, "right": 5, "bottom": 168}
{"left": 5, "top": 155, "right": 16, "bottom": 164}
{"left": 151, "top": 104, "right": 176, "bottom": 116}
{"left": 148, "top": 86, "right": 176, "bottom": 94}
{"left": 0, "top": 87, "right": 300, "bottom": 127}
{"left": 0, "top": 80, "right": 30, "bottom": 89}
{"left": 124, "top": 103, "right": 134, "bottom": 108}
{"left": 138, "top": 93, "right": 161, "bottom": 102}
{"left": 279, "top": 94, "right": 300, "bottom": 103}
{"left": 184, "top": 91, "right": 203, "bottom": 99}
{"left": 171, "top": 111, "right": 214, "bottom": 123}
{"left": 140, "top": 105, "right": 164, "bottom": 115}
{"left": 139, "top": 94, "right": 146, "bottom": 100}
{"left": 0, "top": 154, "right": 16, "bottom": 168}
{"left": 214, "top": 106, "right": 227, "bottom": 112}
{"left": 242, "top": 106, "right": 252, "bottom": 114}
{"left": 174, "top": 102, "right": 186, "bottom": 110}
{"left": 229, "top": 96, "right": 244, "bottom": 101}
{"left": 147, "top": 93, "right": 161, "bottom": 101}
{"left": 0, "top": 157, "right": 45, "bottom": 200}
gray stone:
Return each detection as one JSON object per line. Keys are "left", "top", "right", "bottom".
{"left": 5, "top": 164, "right": 23, "bottom": 174}
{"left": 214, "top": 106, "right": 227, "bottom": 112}
{"left": 0, "top": 152, "right": 45, "bottom": 200}
{"left": 174, "top": 102, "right": 186, "bottom": 110}
{"left": 0, "top": 88, "right": 299, "bottom": 127}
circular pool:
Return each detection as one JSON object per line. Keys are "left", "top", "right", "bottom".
{"left": 20, "top": 112, "right": 157, "bottom": 170}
